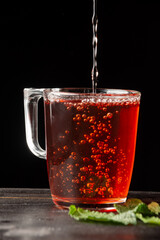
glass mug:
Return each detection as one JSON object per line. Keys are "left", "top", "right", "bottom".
{"left": 24, "top": 88, "right": 141, "bottom": 209}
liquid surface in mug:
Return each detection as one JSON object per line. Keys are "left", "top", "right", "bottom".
{"left": 44, "top": 97, "right": 140, "bottom": 205}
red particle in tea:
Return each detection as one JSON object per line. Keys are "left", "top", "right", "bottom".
{"left": 77, "top": 106, "right": 84, "bottom": 111}
{"left": 89, "top": 119, "right": 95, "bottom": 123}
{"left": 80, "top": 140, "right": 86, "bottom": 144}
{"left": 63, "top": 145, "right": 68, "bottom": 150}
{"left": 88, "top": 138, "right": 94, "bottom": 144}
{"left": 103, "top": 115, "right": 108, "bottom": 120}
{"left": 71, "top": 152, "right": 76, "bottom": 156}
{"left": 80, "top": 167, "right": 88, "bottom": 172}
{"left": 90, "top": 133, "right": 95, "bottom": 137}
{"left": 87, "top": 183, "right": 95, "bottom": 189}
{"left": 83, "top": 157, "right": 90, "bottom": 162}
{"left": 107, "top": 112, "right": 113, "bottom": 119}
{"left": 77, "top": 117, "right": 81, "bottom": 121}
{"left": 81, "top": 176, "right": 86, "bottom": 181}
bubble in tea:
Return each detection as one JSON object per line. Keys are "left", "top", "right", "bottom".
{"left": 44, "top": 96, "right": 140, "bottom": 207}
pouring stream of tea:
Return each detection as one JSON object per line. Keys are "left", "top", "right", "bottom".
{"left": 92, "top": 0, "right": 98, "bottom": 93}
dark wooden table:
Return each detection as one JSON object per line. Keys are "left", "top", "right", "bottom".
{"left": 0, "top": 189, "right": 160, "bottom": 240}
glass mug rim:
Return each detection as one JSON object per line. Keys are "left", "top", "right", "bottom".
{"left": 24, "top": 88, "right": 141, "bottom": 98}
{"left": 38, "top": 88, "right": 141, "bottom": 105}
{"left": 42, "top": 88, "right": 141, "bottom": 97}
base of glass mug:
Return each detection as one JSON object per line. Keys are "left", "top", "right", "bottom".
{"left": 52, "top": 195, "right": 127, "bottom": 211}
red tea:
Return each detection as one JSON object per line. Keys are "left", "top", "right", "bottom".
{"left": 44, "top": 97, "right": 140, "bottom": 207}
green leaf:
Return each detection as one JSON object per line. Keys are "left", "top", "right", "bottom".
{"left": 69, "top": 205, "right": 137, "bottom": 225}
{"left": 136, "top": 213, "right": 160, "bottom": 225}
{"left": 135, "top": 203, "right": 153, "bottom": 215}
{"left": 124, "top": 198, "right": 143, "bottom": 209}
{"left": 114, "top": 198, "right": 143, "bottom": 213}
{"left": 69, "top": 199, "right": 160, "bottom": 226}
{"left": 148, "top": 202, "right": 160, "bottom": 215}
{"left": 69, "top": 205, "right": 77, "bottom": 216}
{"left": 115, "top": 198, "right": 159, "bottom": 216}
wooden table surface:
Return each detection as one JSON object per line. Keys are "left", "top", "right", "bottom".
{"left": 0, "top": 188, "right": 160, "bottom": 240}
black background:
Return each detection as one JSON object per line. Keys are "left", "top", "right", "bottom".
{"left": 1, "top": 1, "right": 160, "bottom": 191}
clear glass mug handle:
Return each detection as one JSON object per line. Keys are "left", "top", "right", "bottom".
{"left": 24, "top": 88, "right": 46, "bottom": 159}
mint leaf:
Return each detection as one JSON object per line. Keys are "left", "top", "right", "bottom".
{"left": 135, "top": 203, "right": 153, "bottom": 215}
{"left": 124, "top": 198, "right": 143, "bottom": 209}
{"left": 69, "top": 205, "right": 78, "bottom": 218}
{"left": 69, "top": 199, "right": 160, "bottom": 226}
{"left": 114, "top": 204, "right": 128, "bottom": 213}
{"left": 114, "top": 198, "right": 143, "bottom": 213}
{"left": 69, "top": 205, "right": 115, "bottom": 222}
{"left": 115, "top": 198, "right": 159, "bottom": 216}
{"left": 107, "top": 211, "right": 137, "bottom": 225}
{"left": 69, "top": 205, "right": 137, "bottom": 225}
{"left": 148, "top": 202, "right": 160, "bottom": 215}
{"left": 136, "top": 213, "right": 160, "bottom": 225}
